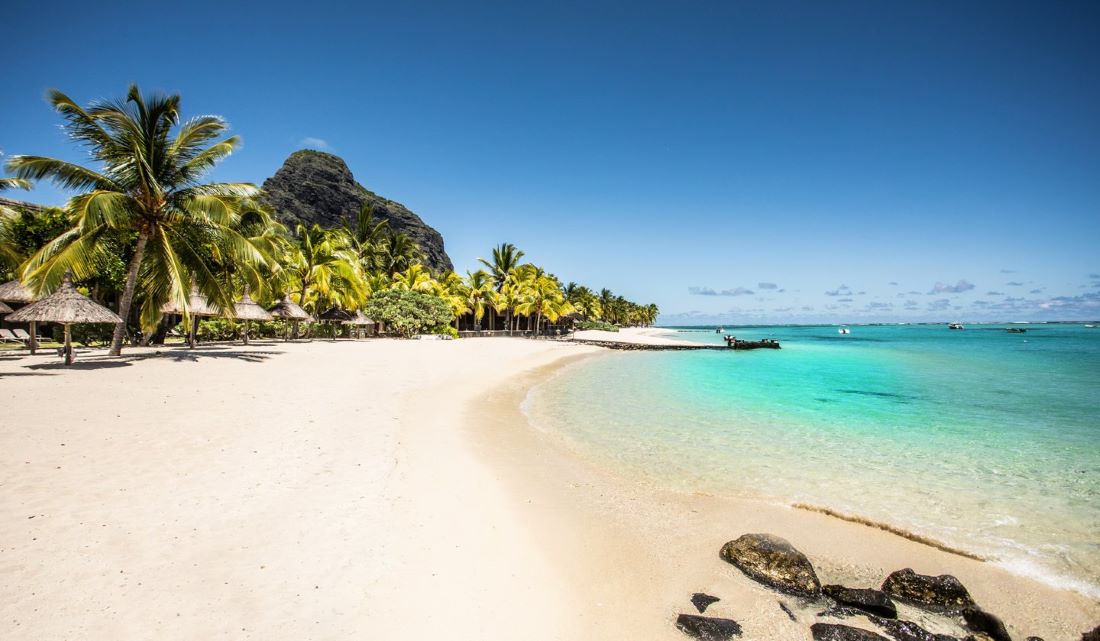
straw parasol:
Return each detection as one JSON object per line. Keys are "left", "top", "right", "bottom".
{"left": 345, "top": 310, "right": 377, "bottom": 339}
{"left": 161, "top": 283, "right": 220, "bottom": 348}
{"left": 0, "top": 279, "right": 39, "bottom": 353}
{"left": 0, "top": 279, "right": 34, "bottom": 303}
{"left": 269, "top": 295, "right": 311, "bottom": 341}
{"left": 7, "top": 272, "right": 122, "bottom": 366}
{"left": 0, "top": 300, "right": 11, "bottom": 315}
{"left": 319, "top": 307, "right": 352, "bottom": 340}
{"left": 230, "top": 286, "right": 273, "bottom": 344}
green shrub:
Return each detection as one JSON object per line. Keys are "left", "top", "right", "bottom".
{"left": 432, "top": 325, "right": 459, "bottom": 339}
{"left": 576, "top": 320, "right": 618, "bottom": 332}
{"left": 366, "top": 289, "right": 453, "bottom": 338}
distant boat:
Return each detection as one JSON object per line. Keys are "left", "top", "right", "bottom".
{"left": 1006, "top": 328, "right": 1027, "bottom": 333}
{"left": 716, "top": 327, "right": 724, "bottom": 334}
{"left": 948, "top": 322, "right": 964, "bottom": 330}
{"left": 838, "top": 328, "right": 851, "bottom": 334}
{"left": 1086, "top": 324, "right": 1097, "bottom": 329}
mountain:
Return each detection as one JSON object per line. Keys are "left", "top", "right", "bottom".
{"left": 260, "top": 150, "right": 453, "bottom": 272}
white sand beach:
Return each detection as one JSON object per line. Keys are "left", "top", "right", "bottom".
{"left": 2, "top": 338, "right": 1097, "bottom": 640}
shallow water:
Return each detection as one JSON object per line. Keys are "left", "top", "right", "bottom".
{"left": 526, "top": 324, "right": 1100, "bottom": 597}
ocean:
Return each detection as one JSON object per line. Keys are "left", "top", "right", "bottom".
{"left": 524, "top": 323, "right": 1100, "bottom": 597}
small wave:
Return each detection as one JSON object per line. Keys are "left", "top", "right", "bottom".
{"left": 791, "top": 503, "right": 985, "bottom": 560}
{"left": 995, "top": 556, "right": 1100, "bottom": 600}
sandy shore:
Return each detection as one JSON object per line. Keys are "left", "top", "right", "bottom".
{"left": 2, "top": 339, "right": 1096, "bottom": 640}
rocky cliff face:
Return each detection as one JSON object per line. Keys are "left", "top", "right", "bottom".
{"left": 260, "top": 150, "right": 453, "bottom": 272}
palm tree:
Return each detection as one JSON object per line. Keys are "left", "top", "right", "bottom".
{"left": 378, "top": 230, "right": 423, "bottom": 276}
{"left": 287, "top": 224, "right": 366, "bottom": 314}
{"left": 514, "top": 265, "right": 571, "bottom": 336}
{"left": 344, "top": 202, "right": 390, "bottom": 273}
{"left": 390, "top": 263, "right": 436, "bottom": 293}
{"left": 434, "top": 271, "right": 470, "bottom": 330}
{"left": 465, "top": 269, "right": 494, "bottom": 330}
{"left": 6, "top": 85, "right": 264, "bottom": 355}
{"left": 478, "top": 242, "right": 525, "bottom": 291}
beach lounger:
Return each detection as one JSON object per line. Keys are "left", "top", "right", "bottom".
{"left": 0, "top": 328, "right": 20, "bottom": 343}
{"left": 12, "top": 328, "right": 32, "bottom": 342}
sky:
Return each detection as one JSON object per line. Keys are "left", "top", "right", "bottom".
{"left": 2, "top": 0, "right": 1099, "bottom": 324}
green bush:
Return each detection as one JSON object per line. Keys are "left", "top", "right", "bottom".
{"left": 366, "top": 289, "right": 453, "bottom": 338}
{"left": 576, "top": 320, "right": 618, "bottom": 332}
{"left": 432, "top": 325, "right": 459, "bottom": 339}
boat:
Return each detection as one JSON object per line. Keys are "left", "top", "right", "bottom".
{"left": 716, "top": 327, "right": 724, "bottom": 334}
{"left": 838, "top": 328, "right": 850, "bottom": 334}
{"left": 1006, "top": 328, "right": 1027, "bottom": 333}
{"left": 948, "top": 322, "right": 964, "bottom": 330}
{"left": 1085, "top": 324, "right": 1096, "bottom": 329}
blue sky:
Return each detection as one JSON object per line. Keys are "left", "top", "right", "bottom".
{"left": 2, "top": 0, "right": 1098, "bottom": 323}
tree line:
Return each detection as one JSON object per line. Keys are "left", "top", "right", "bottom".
{"left": 0, "top": 85, "right": 657, "bottom": 352}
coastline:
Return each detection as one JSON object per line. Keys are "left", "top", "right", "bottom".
{"left": 476, "top": 342, "right": 1100, "bottom": 640}
{"left": 1, "top": 338, "right": 1096, "bottom": 640}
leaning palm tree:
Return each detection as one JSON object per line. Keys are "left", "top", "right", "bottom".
{"left": 6, "top": 85, "right": 264, "bottom": 355}
{"left": 478, "top": 242, "right": 524, "bottom": 291}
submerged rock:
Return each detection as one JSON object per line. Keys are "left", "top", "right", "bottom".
{"left": 675, "top": 614, "right": 742, "bottom": 640}
{"left": 719, "top": 533, "right": 821, "bottom": 597}
{"left": 961, "top": 608, "right": 1011, "bottom": 641}
{"left": 824, "top": 584, "right": 898, "bottom": 618}
{"left": 870, "top": 615, "right": 961, "bottom": 641}
{"left": 812, "top": 622, "right": 891, "bottom": 641}
{"left": 690, "top": 593, "right": 721, "bottom": 613}
{"left": 881, "top": 568, "right": 975, "bottom": 612}
{"left": 1083, "top": 624, "right": 1100, "bottom": 641}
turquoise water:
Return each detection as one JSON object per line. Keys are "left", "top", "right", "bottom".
{"left": 526, "top": 324, "right": 1100, "bottom": 597}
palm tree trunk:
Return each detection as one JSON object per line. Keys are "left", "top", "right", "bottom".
{"left": 536, "top": 311, "right": 543, "bottom": 338}
{"left": 110, "top": 231, "right": 149, "bottom": 356}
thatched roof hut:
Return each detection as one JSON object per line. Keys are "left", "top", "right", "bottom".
{"left": 229, "top": 287, "right": 272, "bottom": 345}
{"left": 7, "top": 272, "right": 122, "bottom": 365}
{"left": 7, "top": 274, "right": 122, "bottom": 325}
{"left": 318, "top": 308, "right": 353, "bottom": 322}
{"left": 161, "top": 284, "right": 219, "bottom": 317}
{"left": 0, "top": 300, "right": 12, "bottom": 315}
{"left": 0, "top": 279, "right": 35, "bottom": 303}
{"left": 346, "top": 310, "right": 376, "bottom": 326}
{"left": 269, "top": 295, "right": 311, "bottom": 321}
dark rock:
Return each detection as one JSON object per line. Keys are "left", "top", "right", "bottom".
{"left": 881, "top": 568, "right": 975, "bottom": 612}
{"left": 1024, "top": 637, "right": 1044, "bottom": 641}
{"left": 719, "top": 533, "right": 821, "bottom": 597}
{"left": 818, "top": 605, "right": 865, "bottom": 619}
{"left": 870, "top": 616, "right": 961, "bottom": 641}
{"left": 824, "top": 584, "right": 898, "bottom": 618}
{"left": 675, "top": 614, "right": 742, "bottom": 640}
{"left": 1083, "top": 624, "right": 1100, "bottom": 641}
{"left": 811, "top": 623, "right": 891, "bottom": 641}
{"left": 690, "top": 593, "right": 720, "bottom": 613}
{"left": 261, "top": 150, "right": 453, "bottom": 272}
{"left": 961, "top": 608, "right": 1011, "bottom": 641}
{"left": 779, "top": 601, "right": 798, "bottom": 622}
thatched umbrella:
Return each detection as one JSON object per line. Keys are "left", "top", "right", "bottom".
{"left": 345, "top": 310, "right": 377, "bottom": 339}
{"left": 230, "top": 286, "right": 273, "bottom": 344}
{"left": 0, "top": 300, "right": 11, "bottom": 315}
{"left": 269, "top": 295, "right": 312, "bottom": 341}
{"left": 7, "top": 272, "right": 122, "bottom": 366}
{"left": 0, "top": 279, "right": 39, "bottom": 353}
{"left": 319, "top": 307, "right": 352, "bottom": 340}
{"left": 161, "top": 283, "right": 220, "bottom": 348}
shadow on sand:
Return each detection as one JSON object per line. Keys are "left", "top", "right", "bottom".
{"left": 127, "top": 345, "right": 279, "bottom": 364}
